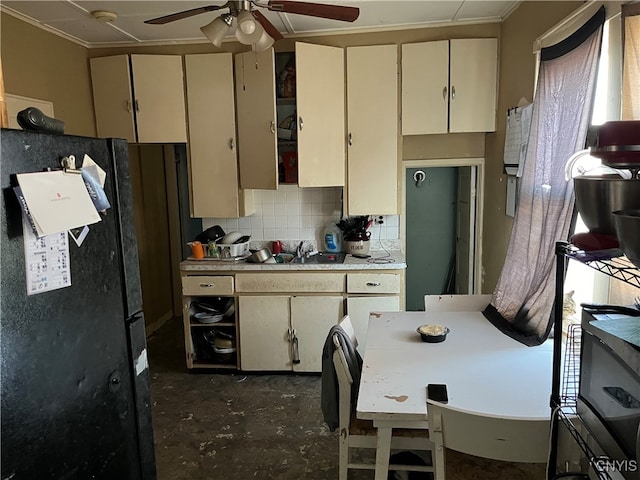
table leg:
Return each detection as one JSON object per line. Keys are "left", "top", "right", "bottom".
{"left": 374, "top": 426, "right": 392, "bottom": 480}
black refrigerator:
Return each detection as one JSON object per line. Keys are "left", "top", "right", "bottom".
{"left": 1, "top": 129, "right": 156, "bottom": 479}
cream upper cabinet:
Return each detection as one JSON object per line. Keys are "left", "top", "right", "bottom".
{"left": 401, "top": 41, "right": 449, "bottom": 135}
{"left": 90, "top": 55, "right": 136, "bottom": 142}
{"left": 235, "top": 43, "right": 345, "bottom": 190}
{"left": 401, "top": 38, "right": 498, "bottom": 135}
{"left": 295, "top": 43, "right": 345, "bottom": 187}
{"left": 235, "top": 49, "right": 279, "bottom": 190}
{"left": 346, "top": 45, "right": 399, "bottom": 215}
{"left": 449, "top": 38, "right": 498, "bottom": 133}
{"left": 184, "top": 53, "right": 254, "bottom": 218}
{"left": 90, "top": 54, "right": 187, "bottom": 143}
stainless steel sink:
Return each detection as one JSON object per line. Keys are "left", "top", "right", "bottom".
{"left": 290, "top": 252, "right": 346, "bottom": 264}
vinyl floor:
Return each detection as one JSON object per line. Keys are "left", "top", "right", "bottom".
{"left": 147, "top": 317, "right": 546, "bottom": 480}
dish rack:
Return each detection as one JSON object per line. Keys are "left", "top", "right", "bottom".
{"left": 217, "top": 241, "right": 249, "bottom": 259}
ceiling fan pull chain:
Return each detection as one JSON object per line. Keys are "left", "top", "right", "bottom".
{"left": 239, "top": 54, "right": 247, "bottom": 91}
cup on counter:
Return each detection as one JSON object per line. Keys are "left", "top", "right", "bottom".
{"left": 207, "top": 241, "right": 219, "bottom": 258}
{"left": 272, "top": 241, "right": 283, "bottom": 254}
{"left": 189, "top": 241, "right": 205, "bottom": 259}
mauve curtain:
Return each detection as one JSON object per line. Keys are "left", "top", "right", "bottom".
{"left": 484, "top": 7, "right": 606, "bottom": 346}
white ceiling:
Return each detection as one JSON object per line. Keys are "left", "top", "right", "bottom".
{"left": 1, "top": 1, "right": 521, "bottom": 48}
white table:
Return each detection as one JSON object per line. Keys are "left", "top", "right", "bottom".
{"left": 356, "top": 311, "right": 553, "bottom": 480}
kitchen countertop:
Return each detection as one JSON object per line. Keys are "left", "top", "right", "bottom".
{"left": 180, "top": 250, "right": 406, "bottom": 272}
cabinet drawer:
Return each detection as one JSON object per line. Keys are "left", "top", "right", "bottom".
{"left": 347, "top": 273, "right": 400, "bottom": 294}
{"left": 236, "top": 273, "right": 345, "bottom": 293}
{"left": 182, "top": 276, "right": 234, "bottom": 296}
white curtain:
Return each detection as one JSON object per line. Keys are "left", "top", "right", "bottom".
{"left": 622, "top": 3, "right": 640, "bottom": 120}
{"left": 484, "top": 7, "right": 606, "bottom": 346}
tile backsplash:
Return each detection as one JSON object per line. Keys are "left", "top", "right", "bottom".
{"left": 202, "top": 185, "right": 400, "bottom": 250}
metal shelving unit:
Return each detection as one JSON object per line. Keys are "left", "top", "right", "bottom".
{"left": 562, "top": 244, "right": 640, "bottom": 289}
{"left": 561, "top": 323, "right": 582, "bottom": 413}
{"left": 548, "top": 242, "right": 640, "bottom": 480}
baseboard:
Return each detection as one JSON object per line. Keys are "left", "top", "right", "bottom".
{"left": 145, "top": 311, "right": 173, "bottom": 337}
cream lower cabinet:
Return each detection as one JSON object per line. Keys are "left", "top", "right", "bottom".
{"left": 181, "top": 275, "right": 238, "bottom": 370}
{"left": 184, "top": 53, "right": 253, "bottom": 218}
{"left": 346, "top": 272, "right": 402, "bottom": 354}
{"left": 179, "top": 268, "right": 403, "bottom": 372}
{"left": 238, "top": 295, "right": 343, "bottom": 372}
{"left": 236, "top": 272, "right": 345, "bottom": 372}
{"left": 346, "top": 45, "right": 399, "bottom": 215}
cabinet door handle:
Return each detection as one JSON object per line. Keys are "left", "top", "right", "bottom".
{"left": 270, "top": 121, "right": 275, "bottom": 134}
{"left": 135, "top": 99, "right": 140, "bottom": 112}
{"left": 348, "top": 132, "right": 353, "bottom": 146}
{"left": 366, "top": 282, "right": 381, "bottom": 287}
{"left": 288, "top": 328, "right": 301, "bottom": 365}
{"left": 126, "top": 100, "right": 133, "bottom": 112}
{"left": 451, "top": 85, "right": 456, "bottom": 100}
{"left": 199, "top": 283, "right": 214, "bottom": 288}
{"left": 299, "top": 116, "right": 304, "bottom": 131}
{"left": 229, "top": 138, "right": 234, "bottom": 150}
{"left": 442, "top": 86, "right": 448, "bottom": 102}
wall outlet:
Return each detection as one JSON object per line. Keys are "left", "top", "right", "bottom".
{"left": 375, "top": 216, "right": 384, "bottom": 225}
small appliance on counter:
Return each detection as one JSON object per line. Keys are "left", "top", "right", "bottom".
{"left": 587, "top": 120, "right": 640, "bottom": 169}
{"left": 567, "top": 121, "right": 640, "bottom": 253}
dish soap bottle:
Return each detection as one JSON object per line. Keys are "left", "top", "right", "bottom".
{"left": 324, "top": 222, "right": 343, "bottom": 253}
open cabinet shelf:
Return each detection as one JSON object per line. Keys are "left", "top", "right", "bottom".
{"left": 181, "top": 274, "right": 239, "bottom": 371}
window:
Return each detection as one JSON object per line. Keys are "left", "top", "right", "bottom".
{"left": 565, "top": 2, "right": 640, "bottom": 308}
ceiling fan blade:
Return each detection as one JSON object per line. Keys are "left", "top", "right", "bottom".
{"left": 267, "top": 1, "right": 359, "bottom": 22}
{"left": 252, "top": 10, "right": 284, "bottom": 41}
{"left": 145, "top": 5, "right": 226, "bottom": 25}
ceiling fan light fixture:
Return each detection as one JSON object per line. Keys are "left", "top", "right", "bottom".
{"left": 252, "top": 30, "right": 274, "bottom": 52}
{"left": 201, "top": 14, "right": 233, "bottom": 47}
{"left": 235, "top": 10, "right": 263, "bottom": 44}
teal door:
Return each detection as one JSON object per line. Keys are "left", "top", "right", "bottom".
{"left": 405, "top": 167, "right": 457, "bottom": 311}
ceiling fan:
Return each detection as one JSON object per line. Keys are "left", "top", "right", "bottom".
{"left": 145, "top": 1, "right": 360, "bottom": 51}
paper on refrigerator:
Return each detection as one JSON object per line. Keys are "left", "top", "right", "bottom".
{"left": 17, "top": 170, "right": 101, "bottom": 237}
{"left": 22, "top": 213, "right": 71, "bottom": 295}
